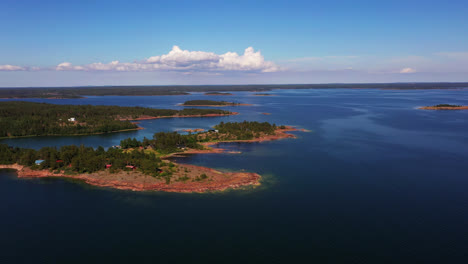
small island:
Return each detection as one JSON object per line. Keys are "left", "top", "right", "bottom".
{"left": 0, "top": 121, "right": 304, "bottom": 193}
{"left": 252, "top": 93, "right": 275, "bottom": 96}
{"left": 204, "top": 92, "right": 233, "bottom": 96}
{"left": 181, "top": 100, "right": 252, "bottom": 107}
{"left": 0, "top": 101, "right": 236, "bottom": 138}
{"left": 418, "top": 104, "right": 468, "bottom": 110}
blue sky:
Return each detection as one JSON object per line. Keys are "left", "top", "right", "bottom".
{"left": 1, "top": 0, "right": 468, "bottom": 86}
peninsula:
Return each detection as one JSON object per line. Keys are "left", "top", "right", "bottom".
{"left": 181, "top": 100, "right": 252, "bottom": 107}
{"left": 0, "top": 101, "right": 235, "bottom": 138}
{"left": 418, "top": 104, "right": 468, "bottom": 110}
{"left": 0, "top": 121, "right": 304, "bottom": 193}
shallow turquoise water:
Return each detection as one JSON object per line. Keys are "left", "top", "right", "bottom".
{"left": 1, "top": 89, "right": 468, "bottom": 263}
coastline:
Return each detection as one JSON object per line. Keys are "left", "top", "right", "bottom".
{"left": 0, "top": 163, "right": 260, "bottom": 193}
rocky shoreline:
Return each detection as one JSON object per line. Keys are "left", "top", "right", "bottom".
{"left": 0, "top": 163, "right": 260, "bottom": 193}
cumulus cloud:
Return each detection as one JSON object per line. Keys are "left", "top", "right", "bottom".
{"left": 0, "top": 64, "right": 25, "bottom": 71}
{"left": 54, "top": 46, "right": 279, "bottom": 73}
{"left": 400, "top": 67, "right": 416, "bottom": 73}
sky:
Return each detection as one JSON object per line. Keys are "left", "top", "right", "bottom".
{"left": 1, "top": 0, "right": 468, "bottom": 87}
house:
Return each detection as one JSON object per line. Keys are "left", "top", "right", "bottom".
{"left": 68, "top": 117, "right": 76, "bottom": 122}
{"left": 125, "top": 165, "right": 136, "bottom": 170}
{"left": 35, "top": 160, "right": 45, "bottom": 165}
{"left": 105, "top": 164, "right": 112, "bottom": 169}
{"left": 56, "top": 160, "right": 63, "bottom": 163}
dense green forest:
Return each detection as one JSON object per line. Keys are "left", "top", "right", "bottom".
{"left": 0, "top": 101, "right": 232, "bottom": 138}
{"left": 0, "top": 121, "right": 283, "bottom": 178}
{"left": 0, "top": 143, "right": 163, "bottom": 176}
{"left": 2, "top": 83, "right": 468, "bottom": 98}
{"left": 120, "top": 121, "right": 283, "bottom": 152}
{"left": 182, "top": 100, "right": 238, "bottom": 106}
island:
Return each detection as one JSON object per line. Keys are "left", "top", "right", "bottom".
{"left": 418, "top": 104, "right": 468, "bottom": 110}
{"left": 0, "top": 121, "right": 305, "bottom": 193}
{"left": 252, "top": 93, "right": 275, "bottom": 96}
{"left": 0, "top": 101, "right": 236, "bottom": 138}
{"left": 204, "top": 92, "right": 233, "bottom": 96}
{"left": 181, "top": 100, "right": 252, "bottom": 107}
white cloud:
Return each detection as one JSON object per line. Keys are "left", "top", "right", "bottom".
{"left": 0, "top": 64, "right": 25, "bottom": 71}
{"left": 400, "top": 67, "right": 416, "bottom": 73}
{"left": 56, "top": 62, "right": 84, "bottom": 71}
{"left": 54, "top": 46, "right": 279, "bottom": 73}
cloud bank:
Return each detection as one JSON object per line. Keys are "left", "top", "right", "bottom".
{"left": 0, "top": 65, "right": 25, "bottom": 71}
{"left": 55, "top": 46, "right": 279, "bottom": 73}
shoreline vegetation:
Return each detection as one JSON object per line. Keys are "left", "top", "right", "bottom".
{"left": 180, "top": 100, "right": 252, "bottom": 107}
{"left": 0, "top": 122, "right": 306, "bottom": 193}
{"left": 1, "top": 83, "right": 468, "bottom": 98}
{"left": 0, "top": 101, "right": 235, "bottom": 138}
{"left": 418, "top": 104, "right": 468, "bottom": 110}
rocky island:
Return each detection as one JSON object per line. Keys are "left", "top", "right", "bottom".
{"left": 0, "top": 121, "right": 305, "bottom": 193}
{"left": 419, "top": 104, "right": 468, "bottom": 110}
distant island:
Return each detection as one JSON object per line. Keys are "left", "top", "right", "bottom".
{"left": 0, "top": 121, "right": 305, "bottom": 192}
{"left": 2, "top": 83, "right": 468, "bottom": 98}
{"left": 181, "top": 100, "right": 252, "bottom": 106}
{"left": 252, "top": 93, "right": 275, "bottom": 96}
{"left": 0, "top": 101, "right": 236, "bottom": 138}
{"left": 418, "top": 104, "right": 468, "bottom": 110}
{"left": 204, "top": 92, "right": 233, "bottom": 96}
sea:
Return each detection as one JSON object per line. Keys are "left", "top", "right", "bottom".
{"left": 1, "top": 88, "right": 468, "bottom": 263}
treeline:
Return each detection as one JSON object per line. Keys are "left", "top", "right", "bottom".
{"left": 2, "top": 83, "right": 468, "bottom": 99}
{"left": 0, "top": 121, "right": 283, "bottom": 177}
{"left": 119, "top": 121, "right": 283, "bottom": 152}
{"left": 0, "top": 143, "right": 163, "bottom": 176}
{"left": 213, "top": 121, "right": 279, "bottom": 140}
{"left": 182, "top": 100, "right": 235, "bottom": 106}
{"left": 121, "top": 132, "right": 202, "bottom": 154}
{"left": 0, "top": 101, "right": 232, "bottom": 137}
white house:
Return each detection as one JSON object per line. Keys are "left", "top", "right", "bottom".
{"left": 68, "top": 117, "right": 76, "bottom": 122}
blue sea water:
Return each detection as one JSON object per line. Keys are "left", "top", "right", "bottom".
{"left": 1, "top": 89, "right": 468, "bottom": 263}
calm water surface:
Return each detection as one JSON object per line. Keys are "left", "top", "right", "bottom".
{"left": 1, "top": 89, "right": 468, "bottom": 263}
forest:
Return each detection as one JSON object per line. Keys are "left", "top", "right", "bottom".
{"left": 120, "top": 121, "right": 283, "bottom": 151}
{"left": 0, "top": 121, "right": 282, "bottom": 178}
{"left": 0, "top": 101, "right": 232, "bottom": 138}
{"left": 0, "top": 143, "right": 163, "bottom": 176}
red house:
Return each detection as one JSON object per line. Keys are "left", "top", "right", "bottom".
{"left": 105, "top": 164, "right": 112, "bottom": 169}
{"left": 126, "top": 165, "right": 136, "bottom": 170}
